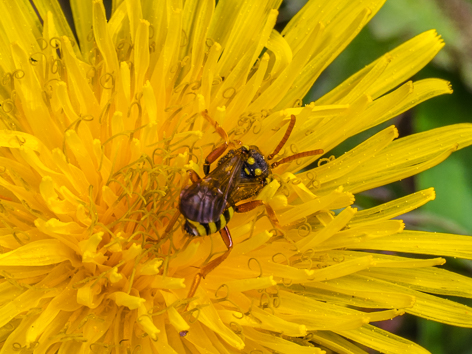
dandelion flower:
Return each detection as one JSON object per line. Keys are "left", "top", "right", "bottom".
{"left": 0, "top": 0, "right": 472, "bottom": 353}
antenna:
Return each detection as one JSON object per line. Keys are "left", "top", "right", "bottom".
{"left": 267, "top": 115, "right": 296, "bottom": 160}
{"left": 267, "top": 114, "right": 324, "bottom": 168}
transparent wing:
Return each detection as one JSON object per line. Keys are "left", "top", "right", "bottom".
{"left": 179, "top": 151, "right": 245, "bottom": 223}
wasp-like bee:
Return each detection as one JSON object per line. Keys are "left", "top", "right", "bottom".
{"left": 167, "top": 112, "right": 323, "bottom": 308}
{"left": 180, "top": 144, "right": 270, "bottom": 237}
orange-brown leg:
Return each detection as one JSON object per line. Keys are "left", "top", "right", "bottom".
{"left": 203, "top": 143, "right": 228, "bottom": 175}
{"left": 187, "top": 169, "right": 201, "bottom": 184}
{"left": 185, "top": 226, "right": 233, "bottom": 304}
{"left": 235, "top": 200, "right": 281, "bottom": 228}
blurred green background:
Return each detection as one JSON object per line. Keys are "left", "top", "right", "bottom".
{"left": 277, "top": 0, "right": 472, "bottom": 353}
{"left": 57, "top": 0, "right": 472, "bottom": 353}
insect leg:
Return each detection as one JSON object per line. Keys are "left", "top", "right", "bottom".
{"left": 187, "top": 169, "right": 201, "bottom": 184}
{"left": 201, "top": 110, "right": 229, "bottom": 175}
{"left": 203, "top": 144, "right": 229, "bottom": 175}
{"left": 185, "top": 226, "right": 234, "bottom": 302}
{"left": 235, "top": 200, "right": 280, "bottom": 228}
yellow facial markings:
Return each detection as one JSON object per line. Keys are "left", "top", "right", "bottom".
{"left": 244, "top": 168, "right": 250, "bottom": 175}
{"left": 255, "top": 168, "right": 262, "bottom": 176}
{"left": 247, "top": 157, "right": 255, "bottom": 165}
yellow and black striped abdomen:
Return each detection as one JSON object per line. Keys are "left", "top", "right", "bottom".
{"left": 183, "top": 207, "right": 234, "bottom": 236}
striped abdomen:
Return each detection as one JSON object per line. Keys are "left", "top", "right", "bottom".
{"left": 184, "top": 206, "right": 234, "bottom": 236}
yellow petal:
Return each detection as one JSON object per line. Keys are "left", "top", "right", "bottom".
{"left": 70, "top": 0, "right": 93, "bottom": 57}
{"left": 244, "top": 327, "right": 321, "bottom": 354}
{"left": 0, "top": 239, "right": 77, "bottom": 266}
{"left": 317, "top": 30, "right": 444, "bottom": 104}
{"left": 321, "top": 123, "right": 472, "bottom": 193}
{"left": 225, "top": 276, "right": 276, "bottom": 292}
{"left": 350, "top": 188, "right": 436, "bottom": 226}
{"left": 304, "top": 125, "right": 398, "bottom": 186}
{"left": 318, "top": 220, "right": 404, "bottom": 251}
{"left": 278, "top": 187, "right": 354, "bottom": 225}
{"left": 167, "top": 305, "right": 190, "bottom": 333}
{"left": 92, "top": 0, "right": 119, "bottom": 73}
{"left": 364, "top": 266, "right": 472, "bottom": 298}
{"left": 337, "top": 324, "right": 430, "bottom": 354}
{"left": 194, "top": 290, "right": 245, "bottom": 349}
{"left": 0, "top": 1, "right": 41, "bottom": 55}
{"left": 309, "top": 331, "right": 373, "bottom": 354}
{"left": 109, "top": 292, "right": 145, "bottom": 310}
{"left": 33, "top": 0, "right": 82, "bottom": 58}
{"left": 134, "top": 19, "right": 150, "bottom": 94}
{"left": 296, "top": 207, "right": 357, "bottom": 252}
{"left": 343, "top": 275, "right": 472, "bottom": 327}
{"left": 359, "top": 230, "right": 472, "bottom": 260}
{"left": 359, "top": 79, "right": 452, "bottom": 132}
{"left": 303, "top": 281, "right": 415, "bottom": 309}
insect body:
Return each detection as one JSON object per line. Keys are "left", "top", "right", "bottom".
{"left": 180, "top": 145, "right": 270, "bottom": 237}
{"left": 168, "top": 112, "right": 323, "bottom": 312}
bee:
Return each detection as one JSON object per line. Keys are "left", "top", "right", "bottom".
{"left": 166, "top": 111, "right": 323, "bottom": 307}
